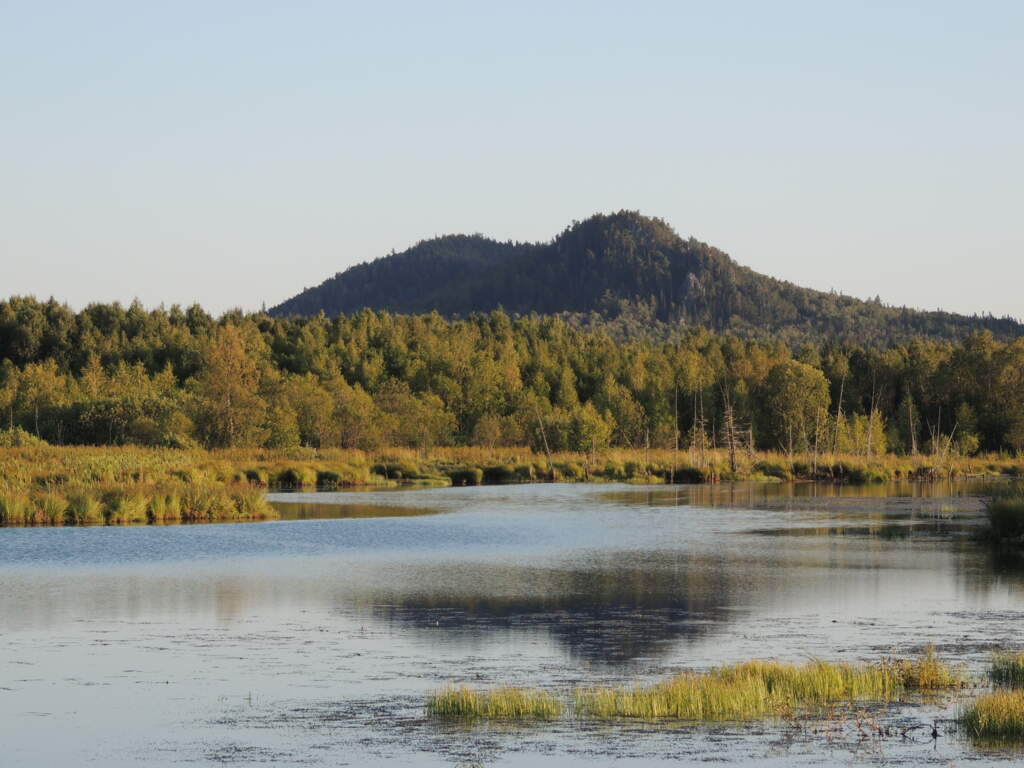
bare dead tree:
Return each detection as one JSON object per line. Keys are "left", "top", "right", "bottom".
{"left": 720, "top": 383, "right": 739, "bottom": 474}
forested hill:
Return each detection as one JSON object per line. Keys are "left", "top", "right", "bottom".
{"left": 270, "top": 211, "right": 1022, "bottom": 344}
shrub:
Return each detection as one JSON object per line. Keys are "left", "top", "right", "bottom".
{"left": 244, "top": 468, "right": 270, "bottom": 487}
{"left": 752, "top": 460, "right": 791, "bottom": 481}
{"left": 316, "top": 470, "right": 344, "bottom": 488}
{"left": 602, "top": 460, "right": 625, "bottom": 480}
{"left": 233, "top": 486, "right": 277, "bottom": 519}
{"left": 555, "top": 461, "right": 585, "bottom": 481}
{"left": 515, "top": 464, "right": 537, "bottom": 482}
{"left": 369, "top": 461, "right": 421, "bottom": 480}
{"left": 447, "top": 467, "right": 484, "bottom": 486}
{"left": 623, "top": 460, "right": 644, "bottom": 479}
{"left": 483, "top": 465, "right": 517, "bottom": 484}
{"left": 148, "top": 489, "right": 183, "bottom": 524}
{"left": 272, "top": 466, "right": 318, "bottom": 489}
{"left": 103, "top": 489, "right": 149, "bottom": 524}
{"left": 664, "top": 465, "right": 707, "bottom": 484}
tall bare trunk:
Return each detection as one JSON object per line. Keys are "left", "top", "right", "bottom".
{"left": 533, "top": 400, "right": 553, "bottom": 480}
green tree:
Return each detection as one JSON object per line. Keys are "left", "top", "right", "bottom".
{"left": 761, "top": 361, "right": 830, "bottom": 454}
{"left": 193, "top": 325, "right": 268, "bottom": 447}
{"left": 0, "top": 360, "right": 18, "bottom": 429}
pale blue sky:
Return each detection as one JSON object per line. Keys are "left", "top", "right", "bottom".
{"left": 2, "top": 1, "right": 1022, "bottom": 319}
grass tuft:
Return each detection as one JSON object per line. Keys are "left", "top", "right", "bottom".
{"left": 0, "top": 488, "right": 33, "bottom": 525}
{"left": 991, "top": 652, "right": 1024, "bottom": 686}
{"left": 66, "top": 490, "right": 104, "bottom": 525}
{"left": 886, "top": 645, "right": 965, "bottom": 689}
{"left": 35, "top": 492, "right": 68, "bottom": 526}
{"left": 960, "top": 689, "right": 1024, "bottom": 741}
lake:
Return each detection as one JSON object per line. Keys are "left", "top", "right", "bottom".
{"left": 2, "top": 481, "right": 1023, "bottom": 766}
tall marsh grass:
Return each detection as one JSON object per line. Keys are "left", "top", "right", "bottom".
{"left": 1, "top": 443, "right": 1021, "bottom": 527}
{"left": 426, "top": 686, "right": 563, "bottom": 719}
{"left": 991, "top": 652, "right": 1024, "bottom": 685}
{"left": 574, "top": 671, "right": 778, "bottom": 721}
{"left": 0, "top": 489, "right": 32, "bottom": 525}
{"left": 427, "top": 650, "right": 963, "bottom": 723}
{"left": 574, "top": 652, "right": 961, "bottom": 721}
{"left": 35, "top": 493, "right": 68, "bottom": 526}
{"left": 0, "top": 480, "right": 276, "bottom": 527}
{"left": 959, "top": 689, "right": 1024, "bottom": 741}
{"left": 66, "top": 490, "right": 104, "bottom": 525}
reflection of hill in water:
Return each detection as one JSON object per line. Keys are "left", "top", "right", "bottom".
{"left": 357, "top": 553, "right": 736, "bottom": 664}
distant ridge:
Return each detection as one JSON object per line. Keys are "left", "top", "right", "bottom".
{"left": 270, "top": 211, "right": 1022, "bottom": 344}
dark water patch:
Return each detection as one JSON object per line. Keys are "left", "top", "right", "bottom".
{"left": 744, "top": 522, "right": 977, "bottom": 539}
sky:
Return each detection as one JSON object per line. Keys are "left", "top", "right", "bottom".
{"left": 2, "top": 1, "right": 1022, "bottom": 319}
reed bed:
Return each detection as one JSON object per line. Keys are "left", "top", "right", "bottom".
{"left": 1, "top": 445, "right": 1020, "bottom": 496}
{"left": 574, "top": 652, "right": 962, "bottom": 722}
{"left": 427, "top": 651, "right": 963, "bottom": 723}
{"left": 959, "top": 689, "right": 1024, "bottom": 741}
{"left": 426, "top": 686, "right": 563, "bottom": 719}
{"left": 0, "top": 444, "right": 1020, "bottom": 527}
{"left": 0, "top": 480, "right": 277, "bottom": 526}
{"left": 573, "top": 672, "right": 779, "bottom": 721}
{"left": 991, "top": 653, "right": 1024, "bottom": 685}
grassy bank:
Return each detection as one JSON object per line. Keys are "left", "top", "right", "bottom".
{"left": 0, "top": 482, "right": 277, "bottom": 526}
{"left": 428, "top": 650, "right": 964, "bottom": 722}
{"left": 0, "top": 444, "right": 1020, "bottom": 527}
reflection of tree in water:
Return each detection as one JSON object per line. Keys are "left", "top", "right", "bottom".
{"left": 960, "top": 544, "right": 1024, "bottom": 599}
{"left": 358, "top": 553, "right": 737, "bottom": 664}
{"left": 599, "top": 481, "right": 988, "bottom": 514}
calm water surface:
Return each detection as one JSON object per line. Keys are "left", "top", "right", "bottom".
{"left": 2, "top": 481, "right": 1024, "bottom": 766}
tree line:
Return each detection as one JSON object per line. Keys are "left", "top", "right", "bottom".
{"left": 1, "top": 296, "right": 1022, "bottom": 455}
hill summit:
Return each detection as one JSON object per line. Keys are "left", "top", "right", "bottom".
{"left": 270, "top": 211, "right": 1021, "bottom": 343}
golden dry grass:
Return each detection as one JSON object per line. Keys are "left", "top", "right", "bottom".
{"left": 426, "top": 650, "right": 963, "bottom": 723}
{"left": 426, "top": 686, "right": 563, "bottom": 719}
{"left": 960, "top": 689, "right": 1024, "bottom": 741}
